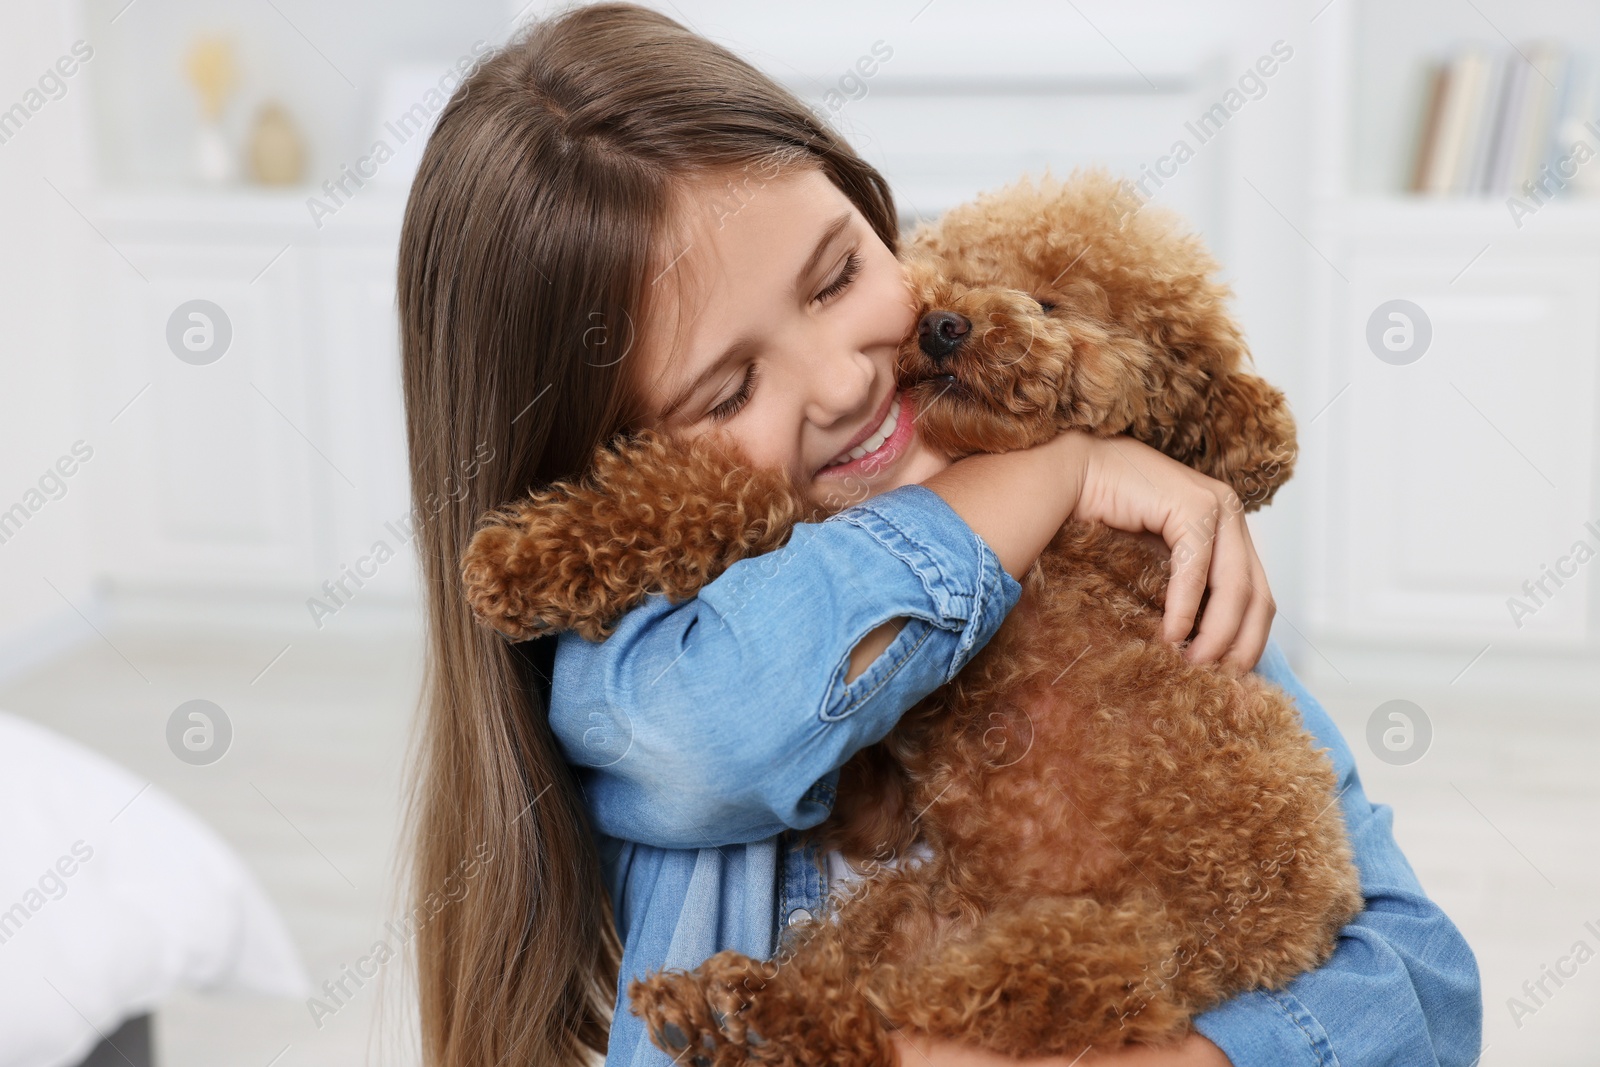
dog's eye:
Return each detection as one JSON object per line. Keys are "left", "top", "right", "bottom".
{"left": 1036, "top": 298, "right": 1056, "bottom": 313}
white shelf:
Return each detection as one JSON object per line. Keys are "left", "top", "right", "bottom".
{"left": 84, "top": 185, "right": 408, "bottom": 242}
{"left": 1313, "top": 194, "right": 1600, "bottom": 244}
{"left": 1302, "top": 1, "right": 1600, "bottom": 673}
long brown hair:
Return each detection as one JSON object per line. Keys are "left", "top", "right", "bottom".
{"left": 396, "top": 4, "right": 899, "bottom": 1065}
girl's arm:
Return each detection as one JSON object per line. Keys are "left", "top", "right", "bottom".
{"left": 547, "top": 436, "right": 1071, "bottom": 851}
{"left": 839, "top": 435, "right": 1097, "bottom": 686}
{"left": 548, "top": 431, "right": 1268, "bottom": 851}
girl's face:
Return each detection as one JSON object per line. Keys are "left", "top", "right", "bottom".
{"left": 630, "top": 164, "right": 952, "bottom": 507}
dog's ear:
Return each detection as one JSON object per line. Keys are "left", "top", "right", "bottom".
{"left": 1162, "top": 371, "right": 1298, "bottom": 512}
{"left": 1027, "top": 174, "right": 1297, "bottom": 510}
{"left": 460, "top": 428, "right": 822, "bottom": 643}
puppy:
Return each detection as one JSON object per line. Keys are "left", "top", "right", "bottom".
{"left": 462, "top": 170, "right": 1361, "bottom": 1065}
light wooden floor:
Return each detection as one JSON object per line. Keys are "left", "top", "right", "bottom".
{"left": 1310, "top": 673, "right": 1600, "bottom": 1067}
{"left": 1, "top": 622, "right": 1595, "bottom": 1066}
{"left": 0, "top": 621, "right": 428, "bottom": 1067}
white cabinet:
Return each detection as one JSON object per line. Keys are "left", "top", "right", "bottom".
{"left": 1310, "top": 204, "right": 1600, "bottom": 651}
{"left": 84, "top": 191, "right": 415, "bottom": 620}
{"left": 1302, "top": 1, "right": 1600, "bottom": 680}
{"left": 90, "top": 238, "right": 318, "bottom": 589}
{"left": 306, "top": 242, "right": 415, "bottom": 568}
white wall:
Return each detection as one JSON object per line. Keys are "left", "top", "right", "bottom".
{"left": 0, "top": 2, "right": 98, "bottom": 678}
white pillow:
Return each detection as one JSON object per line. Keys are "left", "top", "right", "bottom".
{"left": 0, "top": 709, "right": 310, "bottom": 1067}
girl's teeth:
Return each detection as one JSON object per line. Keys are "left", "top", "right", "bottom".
{"left": 825, "top": 397, "right": 899, "bottom": 468}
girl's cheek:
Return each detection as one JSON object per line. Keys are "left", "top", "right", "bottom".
{"left": 873, "top": 257, "right": 917, "bottom": 334}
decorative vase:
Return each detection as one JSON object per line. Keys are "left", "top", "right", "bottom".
{"left": 248, "top": 102, "right": 305, "bottom": 186}
{"left": 185, "top": 36, "right": 238, "bottom": 185}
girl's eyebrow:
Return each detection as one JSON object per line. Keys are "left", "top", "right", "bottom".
{"left": 787, "top": 210, "right": 854, "bottom": 298}
{"left": 659, "top": 337, "right": 755, "bottom": 422}
{"left": 657, "top": 210, "right": 854, "bottom": 422}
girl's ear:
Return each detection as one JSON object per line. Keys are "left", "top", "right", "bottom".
{"left": 460, "top": 429, "right": 822, "bottom": 642}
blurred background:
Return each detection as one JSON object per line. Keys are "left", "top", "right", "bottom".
{"left": 1, "top": 0, "right": 1596, "bottom": 1064}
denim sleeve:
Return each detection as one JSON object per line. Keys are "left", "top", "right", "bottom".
{"left": 1193, "top": 639, "right": 1484, "bottom": 1066}
{"left": 548, "top": 482, "right": 1023, "bottom": 851}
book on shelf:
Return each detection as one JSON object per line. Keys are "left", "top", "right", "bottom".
{"left": 1407, "top": 43, "right": 1600, "bottom": 198}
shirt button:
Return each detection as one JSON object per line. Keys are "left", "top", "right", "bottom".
{"left": 787, "top": 907, "right": 813, "bottom": 926}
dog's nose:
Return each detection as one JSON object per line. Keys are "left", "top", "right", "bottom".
{"left": 918, "top": 310, "right": 970, "bottom": 362}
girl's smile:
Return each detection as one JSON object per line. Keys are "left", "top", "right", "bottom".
{"left": 816, "top": 386, "right": 917, "bottom": 482}
{"left": 630, "top": 164, "right": 951, "bottom": 505}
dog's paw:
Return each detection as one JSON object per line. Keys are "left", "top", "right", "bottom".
{"left": 632, "top": 960, "right": 788, "bottom": 1067}
{"left": 645, "top": 1014, "right": 768, "bottom": 1067}
{"left": 459, "top": 490, "right": 614, "bottom": 642}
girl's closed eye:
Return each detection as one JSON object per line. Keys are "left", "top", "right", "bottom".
{"left": 710, "top": 362, "right": 760, "bottom": 421}
{"left": 707, "top": 249, "right": 864, "bottom": 423}
{"left": 814, "top": 248, "right": 862, "bottom": 303}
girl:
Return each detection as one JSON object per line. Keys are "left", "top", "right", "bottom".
{"left": 395, "top": 5, "right": 1482, "bottom": 1067}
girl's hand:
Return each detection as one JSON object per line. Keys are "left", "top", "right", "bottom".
{"left": 1070, "top": 432, "right": 1275, "bottom": 673}
{"left": 889, "top": 1031, "right": 1232, "bottom": 1066}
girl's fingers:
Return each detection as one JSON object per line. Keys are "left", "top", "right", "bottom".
{"left": 1222, "top": 568, "right": 1276, "bottom": 673}
{"left": 1083, "top": 437, "right": 1274, "bottom": 667}
{"left": 1213, "top": 501, "right": 1271, "bottom": 669}
{"left": 1222, "top": 516, "right": 1275, "bottom": 671}
{"left": 1184, "top": 509, "right": 1253, "bottom": 665}
{"left": 1159, "top": 491, "right": 1218, "bottom": 646}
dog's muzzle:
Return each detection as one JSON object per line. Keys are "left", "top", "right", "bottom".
{"left": 918, "top": 310, "right": 970, "bottom": 363}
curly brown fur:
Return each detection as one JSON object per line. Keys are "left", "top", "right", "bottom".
{"left": 462, "top": 169, "right": 1362, "bottom": 1064}
{"left": 462, "top": 429, "right": 827, "bottom": 642}
{"left": 898, "top": 170, "right": 1298, "bottom": 507}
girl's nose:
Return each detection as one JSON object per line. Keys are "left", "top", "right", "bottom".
{"left": 803, "top": 346, "right": 875, "bottom": 426}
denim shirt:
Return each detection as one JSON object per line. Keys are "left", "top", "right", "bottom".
{"left": 541, "top": 482, "right": 1482, "bottom": 1067}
